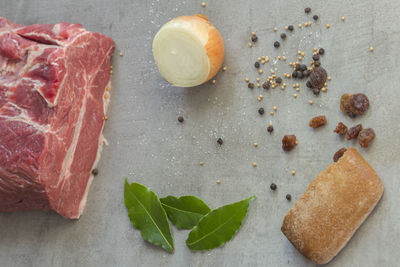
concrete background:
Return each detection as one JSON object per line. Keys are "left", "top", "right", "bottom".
{"left": 1, "top": 0, "right": 399, "bottom": 266}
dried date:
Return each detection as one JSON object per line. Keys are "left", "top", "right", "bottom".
{"left": 309, "top": 115, "right": 327, "bottom": 128}
{"left": 333, "top": 148, "right": 347, "bottom": 162}
{"left": 358, "top": 128, "right": 375, "bottom": 147}
{"left": 350, "top": 93, "right": 369, "bottom": 115}
{"left": 333, "top": 122, "right": 348, "bottom": 135}
{"left": 309, "top": 67, "right": 327, "bottom": 89}
{"left": 282, "top": 135, "right": 297, "bottom": 151}
{"left": 340, "top": 94, "right": 352, "bottom": 114}
{"left": 346, "top": 124, "right": 362, "bottom": 140}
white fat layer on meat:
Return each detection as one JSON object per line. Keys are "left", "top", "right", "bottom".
{"left": 78, "top": 80, "right": 110, "bottom": 215}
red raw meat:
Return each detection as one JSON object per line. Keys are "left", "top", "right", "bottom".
{"left": 0, "top": 17, "right": 115, "bottom": 218}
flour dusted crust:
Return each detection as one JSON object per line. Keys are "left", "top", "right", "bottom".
{"left": 281, "top": 148, "right": 383, "bottom": 264}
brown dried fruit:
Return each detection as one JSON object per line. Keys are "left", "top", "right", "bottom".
{"left": 358, "top": 128, "right": 376, "bottom": 147}
{"left": 309, "top": 67, "right": 327, "bottom": 89}
{"left": 309, "top": 115, "right": 327, "bottom": 128}
{"left": 282, "top": 135, "right": 297, "bottom": 151}
{"left": 346, "top": 124, "right": 362, "bottom": 140}
{"left": 333, "top": 122, "right": 348, "bottom": 135}
{"left": 350, "top": 93, "right": 370, "bottom": 115}
{"left": 340, "top": 94, "right": 352, "bottom": 114}
{"left": 333, "top": 148, "right": 347, "bottom": 162}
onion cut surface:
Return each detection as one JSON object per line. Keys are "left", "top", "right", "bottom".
{"left": 153, "top": 15, "right": 224, "bottom": 87}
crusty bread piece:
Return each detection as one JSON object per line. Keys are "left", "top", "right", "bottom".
{"left": 281, "top": 147, "right": 383, "bottom": 264}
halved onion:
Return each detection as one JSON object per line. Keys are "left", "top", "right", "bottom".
{"left": 152, "top": 15, "right": 224, "bottom": 87}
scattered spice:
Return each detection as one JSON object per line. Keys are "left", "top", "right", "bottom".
{"left": 276, "top": 77, "right": 282, "bottom": 84}
{"left": 178, "top": 116, "right": 184, "bottom": 123}
{"left": 200, "top": 161, "right": 204, "bottom": 166}
{"left": 222, "top": 66, "right": 227, "bottom": 71}
{"left": 201, "top": 2, "right": 206, "bottom": 7}
{"left": 318, "top": 48, "right": 325, "bottom": 55}
{"left": 248, "top": 43, "right": 253, "bottom": 48}
{"left": 333, "top": 148, "right": 347, "bottom": 162}
{"left": 280, "top": 33, "right": 287, "bottom": 39}
{"left": 326, "top": 24, "right": 330, "bottom": 29}
{"left": 341, "top": 16, "right": 345, "bottom": 21}
{"left": 254, "top": 62, "right": 260, "bottom": 68}
{"left": 313, "top": 15, "right": 319, "bottom": 21}
{"left": 245, "top": 78, "right": 249, "bottom": 83}
{"left": 251, "top": 35, "right": 258, "bottom": 42}
{"left": 92, "top": 168, "right": 99, "bottom": 176}
{"left": 312, "top": 54, "right": 320, "bottom": 61}
{"left": 309, "top": 100, "right": 313, "bottom": 105}
{"left": 253, "top": 143, "right": 258, "bottom": 147}
{"left": 291, "top": 170, "right": 296, "bottom": 175}
{"left": 216, "top": 179, "right": 221, "bottom": 184}
{"left": 346, "top": 124, "right": 363, "bottom": 140}
{"left": 305, "top": 7, "right": 311, "bottom": 13}
{"left": 309, "top": 115, "right": 327, "bottom": 128}
{"left": 270, "top": 111, "right": 274, "bottom": 116}
{"left": 288, "top": 25, "right": 294, "bottom": 31}
{"left": 358, "top": 128, "right": 376, "bottom": 147}
{"left": 258, "top": 108, "right": 265, "bottom": 115}
{"left": 369, "top": 46, "right": 374, "bottom": 52}
{"left": 274, "top": 41, "right": 280, "bottom": 48}
{"left": 119, "top": 52, "right": 123, "bottom": 57}
{"left": 104, "top": 115, "right": 108, "bottom": 120}
{"left": 267, "top": 125, "right": 274, "bottom": 134}
{"left": 263, "top": 82, "right": 270, "bottom": 90}
{"left": 282, "top": 135, "right": 297, "bottom": 151}
{"left": 217, "top": 138, "right": 224, "bottom": 145}
{"left": 286, "top": 194, "right": 292, "bottom": 201}
{"left": 211, "top": 79, "right": 216, "bottom": 84}
{"left": 334, "top": 122, "right": 348, "bottom": 135}
{"left": 270, "top": 183, "right": 277, "bottom": 190}
{"left": 248, "top": 83, "right": 255, "bottom": 89}
{"left": 252, "top": 163, "right": 257, "bottom": 167}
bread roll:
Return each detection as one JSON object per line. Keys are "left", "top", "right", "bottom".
{"left": 281, "top": 148, "right": 383, "bottom": 264}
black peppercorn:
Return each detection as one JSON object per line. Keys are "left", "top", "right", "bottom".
{"left": 306, "top": 80, "right": 312, "bottom": 88}
{"left": 305, "top": 7, "right": 311, "bottom": 13}
{"left": 288, "top": 25, "right": 294, "bottom": 31}
{"left": 178, "top": 116, "right": 184, "bottom": 123}
{"left": 217, "top": 138, "right": 223, "bottom": 145}
{"left": 248, "top": 83, "right": 255, "bottom": 89}
{"left": 254, "top": 62, "right": 260, "bottom": 68}
{"left": 313, "top": 15, "right": 319, "bottom": 21}
{"left": 251, "top": 35, "right": 258, "bottom": 42}
{"left": 314, "top": 61, "right": 321, "bottom": 67}
{"left": 274, "top": 41, "right": 280, "bottom": 48}
{"left": 280, "top": 33, "right": 287, "bottom": 40}
{"left": 275, "top": 77, "right": 282, "bottom": 84}
{"left": 262, "top": 82, "right": 270, "bottom": 90}
{"left": 267, "top": 126, "right": 274, "bottom": 133}
{"left": 258, "top": 108, "right": 265, "bottom": 115}
{"left": 318, "top": 48, "right": 325, "bottom": 55}
{"left": 300, "top": 64, "right": 307, "bottom": 71}
{"left": 286, "top": 194, "right": 292, "bottom": 201}
{"left": 292, "top": 71, "right": 298, "bottom": 78}
{"left": 270, "top": 183, "right": 277, "bottom": 190}
{"left": 312, "top": 54, "right": 320, "bottom": 61}
{"left": 297, "top": 71, "right": 304, "bottom": 79}
{"left": 92, "top": 168, "right": 98, "bottom": 176}
{"left": 302, "top": 70, "right": 309, "bottom": 77}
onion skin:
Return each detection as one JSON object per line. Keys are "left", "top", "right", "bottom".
{"left": 153, "top": 15, "right": 224, "bottom": 87}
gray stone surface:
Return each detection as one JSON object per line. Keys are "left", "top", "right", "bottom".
{"left": 1, "top": 0, "right": 399, "bottom": 266}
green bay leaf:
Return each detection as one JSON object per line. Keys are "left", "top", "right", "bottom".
{"left": 124, "top": 179, "right": 174, "bottom": 253}
{"left": 186, "top": 196, "right": 256, "bottom": 250}
{"left": 160, "top": 196, "right": 211, "bottom": 229}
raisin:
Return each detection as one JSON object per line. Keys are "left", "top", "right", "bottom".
{"left": 346, "top": 124, "right": 362, "bottom": 140}
{"left": 282, "top": 135, "right": 297, "bottom": 151}
{"left": 309, "top": 67, "right": 327, "bottom": 89}
{"left": 340, "top": 94, "right": 352, "bottom": 114}
{"left": 309, "top": 115, "right": 327, "bottom": 128}
{"left": 333, "top": 122, "right": 348, "bottom": 135}
{"left": 358, "top": 128, "right": 376, "bottom": 147}
{"left": 350, "top": 93, "right": 370, "bottom": 115}
{"left": 333, "top": 148, "right": 347, "bottom": 162}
